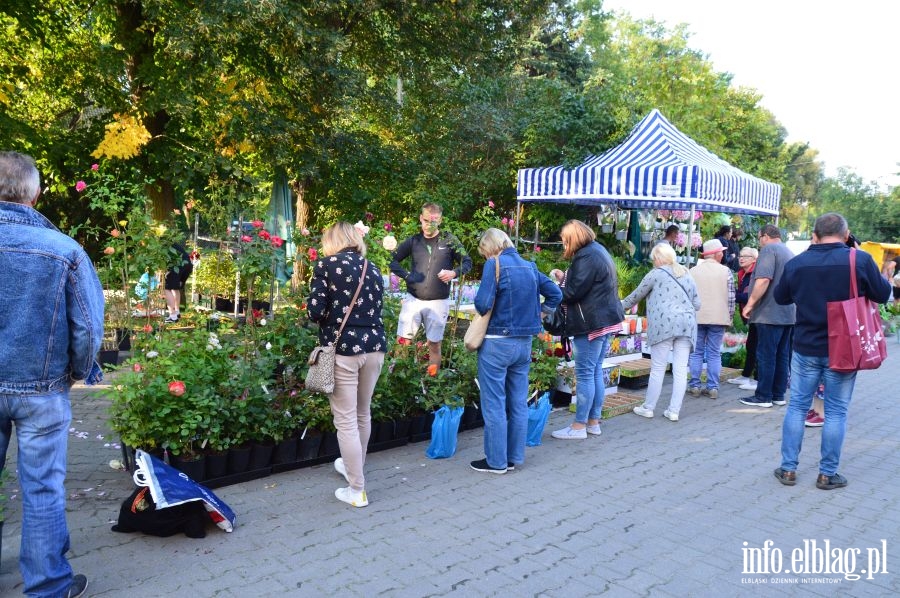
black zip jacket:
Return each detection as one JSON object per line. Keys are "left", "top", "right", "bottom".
{"left": 561, "top": 241, "right": 624, "bottom": 336}
{"left": 389, "top": 231, "right": 472, "bottom": 300}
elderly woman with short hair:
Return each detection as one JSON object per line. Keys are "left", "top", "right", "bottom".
{"left": 622, "top": 243, "right": 701, "bottom": 422}
{"left": 469, "top": 228, "right": 561, "bottom": 474}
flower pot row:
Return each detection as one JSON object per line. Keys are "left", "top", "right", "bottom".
{"left": 123, "top": 408, "right": 485, "bottom": 489}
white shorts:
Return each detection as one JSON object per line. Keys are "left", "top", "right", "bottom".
{"left": 397, "top": 295, "right": 450, "bottom": 342}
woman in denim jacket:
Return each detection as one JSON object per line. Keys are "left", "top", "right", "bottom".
{"left": 469, "top": 228, "right": 561, "bottom": 474}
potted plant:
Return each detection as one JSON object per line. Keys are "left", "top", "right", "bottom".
{"left": 193, "top": 248, "right": 237, "bottom": 311}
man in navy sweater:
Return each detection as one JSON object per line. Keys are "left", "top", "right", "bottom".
{"left": 771, "top": 213, "right": 892, "bottom": 490}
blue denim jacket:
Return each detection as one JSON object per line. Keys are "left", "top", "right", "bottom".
{"left": 0, "top": 201, "right": 105, "bottom": 393}
{"left": 474, "top": 248, "right": 562, "bottom": 337}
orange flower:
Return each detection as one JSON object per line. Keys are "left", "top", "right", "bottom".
{"left": 103, "top": 247, "right": 115, "bottom": 255}
{"left": 427, "top": 364, "right": 439, "bottom": 377}
{"left": 110, "top": 229, "right": 121, "bottom": 238}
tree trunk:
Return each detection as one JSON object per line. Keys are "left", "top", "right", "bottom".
{"left": 291, "top": 178, "right": 311, "bottom": 290}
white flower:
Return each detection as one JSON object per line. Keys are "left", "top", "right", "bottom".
{"left": 265, "top": 342, "right": 272, "bottom": 350}
{"left": 146, "top": 351, "right": 159, "bottom": 358}
{"left": 259, "top": 318, "right": 267, "bottom": 326}
{"left": 382, "top": 234, "right": 397, "bottom": 251}
{"left": 354, "top": 220, "right": 370, "bottom": 235}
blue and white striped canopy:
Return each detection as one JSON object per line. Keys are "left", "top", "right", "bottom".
{"left": 517, "top": 110, "right": 781, "bottom": 216}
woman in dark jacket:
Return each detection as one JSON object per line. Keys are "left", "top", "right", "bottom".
{"left": 308, "top": 222, "right": 386, "bottom": 507}
{"left": 549, "top": 220, "right": 623, "bottom": 440}
{"left": 469, "top": 228, "right": 562, "bottom": 474}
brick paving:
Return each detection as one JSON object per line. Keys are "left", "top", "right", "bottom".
{"left": 2, "top": 342, "right": 900, "bottom": 596}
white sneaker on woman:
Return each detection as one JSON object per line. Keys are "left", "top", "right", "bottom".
{"left": 632, "top": 405, "right": 654, "bottom": 418}
{"left": 334, "top": 458, "right": 350, "bottom": 484}
{"left": 335, "top": 486, "right": 368, "bottom": 507}
{"left": 551, "top": 425, "right": 587, "bottom": 440}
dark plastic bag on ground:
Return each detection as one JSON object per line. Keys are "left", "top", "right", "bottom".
{"left": 526, "top": 391, "right": 552, "bottom": 447}
{"left": 425, "top": 405, "right": 464, "bottom": 459}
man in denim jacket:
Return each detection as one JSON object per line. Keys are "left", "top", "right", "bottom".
{"left": 0, "top": 151, "right": 103, "bottom": 598}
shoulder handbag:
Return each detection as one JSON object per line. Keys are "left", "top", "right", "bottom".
{"left": 827, "top": 248, "right": 887, "bottom": 373}
{"left": 305, "top": 260, "right": 368, "bottom": 394}
{"left": 464, "top": 257, "right": 500, "bottom": 351}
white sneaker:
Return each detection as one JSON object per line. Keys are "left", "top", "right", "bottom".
{"left": 739, "top": 380, "right": 758, "bottom": 391}
{"left": 586, "top": 424, "right": 602, "bottom": 436}
{"left": 551, "top": 425, "right": 587, "bottom": 440}
{"left": 663, "top": 409, "right": 679, "bottom": 422}
{"left": 335, "top": 486, "right": 368, "bottom": 507}
{"left": 632, "top": 405, "right": 654, "bottom": 418}
{"left": 728, "top": 376, "right": 749, "bottom": 385}
{"left": 334, "top": 458, "right": 350, "bottom": 484}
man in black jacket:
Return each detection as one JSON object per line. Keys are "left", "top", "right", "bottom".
{"left": 390, "top": 203, "right": 472, "bottom": 367}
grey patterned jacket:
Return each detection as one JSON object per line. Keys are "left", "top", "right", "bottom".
{"left": 621, "top": 266, "right": 701, "bottom": 349}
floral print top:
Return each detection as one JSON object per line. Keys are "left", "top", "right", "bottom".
{"left": 307, "top": 249, "right": 386, "bottom": 356}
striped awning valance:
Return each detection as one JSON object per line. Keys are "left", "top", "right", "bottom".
{"left": 517, "top": 110, "right": 781, "bottom": 216}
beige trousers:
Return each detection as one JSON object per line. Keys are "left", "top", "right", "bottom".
{"left": 329, "top": 351, "right": 385, "bottom": 491}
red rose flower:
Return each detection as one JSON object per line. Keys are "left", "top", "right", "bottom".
{"left": 258, "top": 230, "right": 271, "bottom": 240}
{"left": 307, "top": 248, "right": 318, "bottom": 261}
{"left": 271, "top": 236, "right": 284, "bottom": 248}
{"left": 142, "top": 324, "right": 153, "bottom": 333}
{"left": 251, "top": 220, "right": 265, "bottom": 228}
{"left": 132, "top": 363, "right": 142, "bottom": 372}
{"left": 168, "top": 380, "right": 186, "bottom": 396}
{"left": 241, "top": 235, "right": 252, "bottom": 242}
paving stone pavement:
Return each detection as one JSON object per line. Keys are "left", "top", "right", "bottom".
{"left": 2, "top": 342, "right": 900, "bottom": 597}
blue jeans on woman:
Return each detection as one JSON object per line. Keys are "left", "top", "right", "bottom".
{"left": 572, "top": 334, "right": 613, "bottom": 424}
{"left": 477, "top": 336, "right": 532, "bottom": 469}
{"left": 0, "top": 390, "right": 74, "bottom": 597}
{"left": 781, "top": 352, "right": 857, "bottom": 477}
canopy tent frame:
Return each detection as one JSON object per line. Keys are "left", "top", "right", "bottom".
{"left": 514, "top": 109, "right": 781, "bottom": 262}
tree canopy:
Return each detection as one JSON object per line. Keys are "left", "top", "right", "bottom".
{"left": 3, "top": 0, "right": 893, "bottom": 253}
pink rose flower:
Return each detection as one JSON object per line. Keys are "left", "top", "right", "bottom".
{"left": 168, "top": 380, "right": 186, "bottom": 396}
{"left": 251, "top": 220, "right": 264, "bottom": 228}
{"left": 91, "top": 164, "right": 99, "bottom": 171}
{"left": 271, "top": 236, "right": 284, "bottom": 248}
{"left": 488, "top": 201, "right": 495, "bottom": 208}
{"left": 308, "top": 248, "right": 318, "bottom": 261}
{"left": 75, "top": 181, "right": 87, "bottom": 192}
{"left": 241, "top": 235, "right": 252, "bottom": 242}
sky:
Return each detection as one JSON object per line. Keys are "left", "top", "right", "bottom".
{"left": 601, "top": 0, "right": 900, "bottom": 189}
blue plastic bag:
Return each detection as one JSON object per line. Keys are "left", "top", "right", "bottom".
{"left": 425, "top": 404, "right": 464, "bottom": 459}
{"left": 526, "top": 391, "right": 552, "bottom": 447}
{"left": 135, "top": 272, "right": 159, "bottom": 300}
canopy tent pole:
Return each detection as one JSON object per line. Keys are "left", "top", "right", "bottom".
{"left": 688, "top": 206, "right": 696, "bottom": 265}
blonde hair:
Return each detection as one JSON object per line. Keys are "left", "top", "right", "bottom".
{"left": 560, "top": 220, "right": 596, "bottom": 259}
{"left": 478, "top": 228, "right": 513, "bottom": 258}
{"left": 650, "top": 242, "right": 687, "bottom": 277}
{"left": 321, "top": 222, "right": 367, "bottom": 257}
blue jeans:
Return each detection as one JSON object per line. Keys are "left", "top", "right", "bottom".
{"left": 754, "top": 324, "right": 792, "bottom": 402}
{"left": 781, "top": 352, "right": 857, "bottom": 476}
{"left": 572, "top": 334, "right": 613, "bottom": 424}
{"left": 0, "top": 390, "right": 74, "bottom": 597}
{"left": 477, "top": 337, "right": 532, "bottom": 469}
{"left": 688, "top": 325, "right": 725, "bottom": 390}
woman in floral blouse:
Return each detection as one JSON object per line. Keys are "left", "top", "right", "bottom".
{"left": 308, "top": 222, "right": 386, "bottom": 507}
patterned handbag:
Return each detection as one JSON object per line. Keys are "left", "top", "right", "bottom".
{"left": 305, "top": 261, "right": 368, "bottom": 394}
